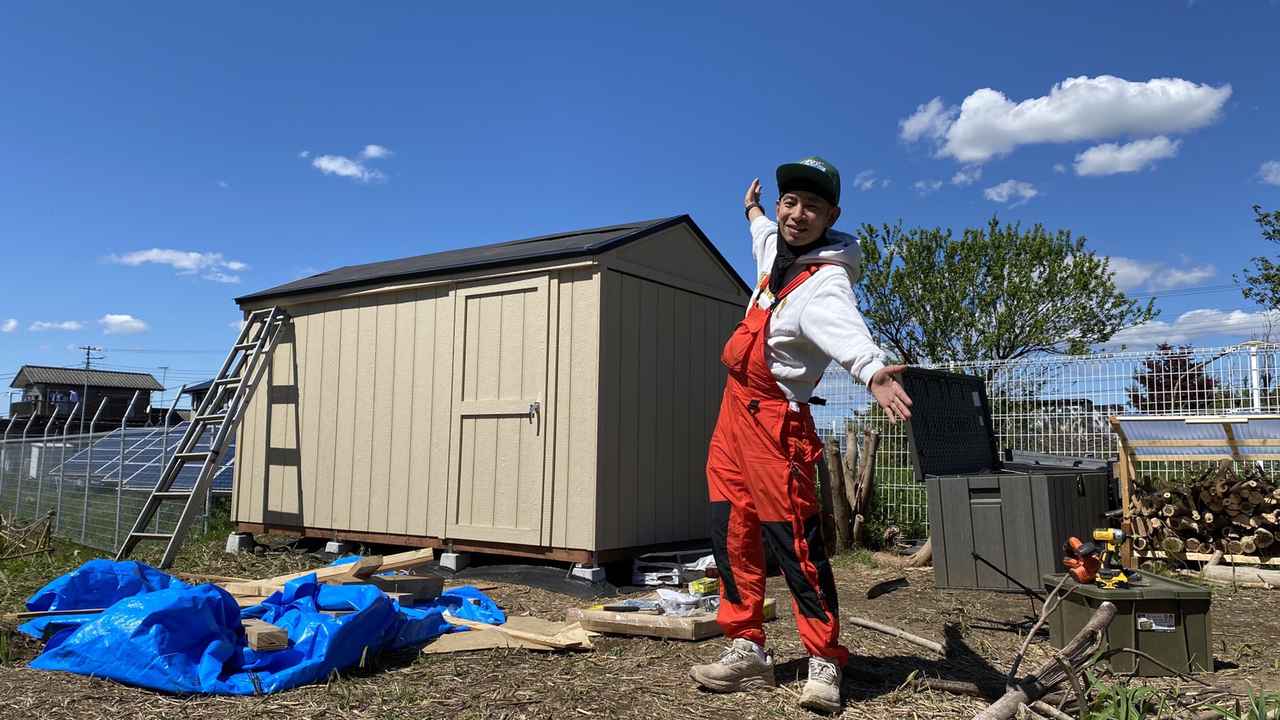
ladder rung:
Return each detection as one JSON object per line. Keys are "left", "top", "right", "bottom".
{"left": 195, "top": 413, "right": 228, "bottom": 423}
{"left": 131, "top": 532, "right": 173, "bottom": 541}
{"left": 233, "top": 341, "right": 259, "bottom": 350}
{"left": 152, "top": 490, "right": 193, "bottom": 499}
{"left": 213, "top": 376, "right": 243, "bottom": 386}
{"left": 175, "top": 451, "right": 211, "bottom": 460}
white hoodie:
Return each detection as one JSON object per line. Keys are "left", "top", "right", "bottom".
{"left": 748, "top": 215, "right": 887, "bottom": 402}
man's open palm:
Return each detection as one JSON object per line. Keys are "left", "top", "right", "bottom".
{"left": 870, "top": 365, "right": 912, "bottom": 422}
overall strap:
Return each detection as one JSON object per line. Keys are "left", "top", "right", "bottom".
{"left": 773, "top": 264, "right": 829, "bottom": 303}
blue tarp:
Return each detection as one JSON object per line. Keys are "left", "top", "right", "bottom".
{"left": 20, "top": 560, "right": 504, "bottom": 695}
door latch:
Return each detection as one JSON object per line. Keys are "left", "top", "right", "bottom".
{"left": 528, "top": 401, "right": 540, "bottom": 423}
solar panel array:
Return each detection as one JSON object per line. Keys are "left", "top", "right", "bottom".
{"left": 56, "top": 422, "right": 235, "bottom": 492}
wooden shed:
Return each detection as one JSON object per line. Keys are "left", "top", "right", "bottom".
{"left": 231, "top": 216, "right": 750, "bottom": 562}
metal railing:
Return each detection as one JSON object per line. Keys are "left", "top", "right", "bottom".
{"left": 812, "top": 342, "right": 1280, "bottom": 530}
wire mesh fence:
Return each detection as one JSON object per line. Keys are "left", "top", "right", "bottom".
{"left": 6, "top": 342, "right": 1280, "bottom": 551}
{"left": 0, "top": 424, "right": 225, "bottom": 554}
{"left": 812, "top": 342, "right": 1280, "bottom": 530}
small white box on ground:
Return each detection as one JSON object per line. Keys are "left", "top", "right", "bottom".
{"left": 571, "top": 564, "right": 607, "bottom": 583}
{"left": 225, "top": 532, "right": 254, "bottom": 555}
{"left": 439, "top": 552, "right": 470, "bottom": 571}
{"left": 325, "top": 540, "right": 357, "bottom": 554}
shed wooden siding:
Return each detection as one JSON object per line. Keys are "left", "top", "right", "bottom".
{"left": 595, "top": 269, "right": 744, "bottom": 551}
{"left": 233, "top": 267, "right": 600, "bottom": 549}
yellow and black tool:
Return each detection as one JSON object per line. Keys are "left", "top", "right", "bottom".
{"left": 1062, "top": 528, "right": 1134, "bottom": 589}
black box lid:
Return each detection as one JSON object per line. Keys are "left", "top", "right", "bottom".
{"left": 901, "top": 367, "right": 999, "bottom": 477}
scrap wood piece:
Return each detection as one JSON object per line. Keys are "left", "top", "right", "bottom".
{"left": 424, "top": 617, "right": 594, "bottom": 654}
{"left": 846, "top": 615, "right": 945, "bottom": 656}
{"left": 568, "top": 597, "right": 777, "bottom": 641}
{"left": 6, "top": 607, "right": 106, "bottom": 621}
{"left": 263, "top": 548, "right": 434, "bottom": 586}
{"left": 971, "top": 601, "right": 1117, "bottom": 720}
{"left": 242, "top": 618, "right": 288, "bottom": 651}
{"left": 173, "top": 571, "right": 251, "bottom": 584}
{"left": 443, "top": 613, "right": 584, "bottom": 650}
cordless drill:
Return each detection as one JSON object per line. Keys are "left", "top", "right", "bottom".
{"left": 1062, "top": 528, "right": 1132, "bottom": 589}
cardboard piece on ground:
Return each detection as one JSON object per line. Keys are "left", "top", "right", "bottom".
{"left": 423, "top": 617, "right": 595, "bottom": 654}
{"left": 242, "top": 618, "right": 288, "bottom": 651}
{"left": 566, "top": 597, "right": 776, "bottom": 641}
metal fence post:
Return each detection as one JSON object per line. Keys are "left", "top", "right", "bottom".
{"left": 54, "top": 402, "right": 81, "bottom": 531}
{"left": 35, "top": 406, "right": 61, "bottom": 516}
{"left": 1250, "top": 343, "right": 1263, "bottom": 413}
{"left": 13, "top": 414, "right": 37, "bottom": 519}
{"left": 114, "top": 391, "right": 142, "bottom": 551}
{"left": 82, "top": 398, "right": 108, "bottom": 544}
{"left": 0, "top": 416, "right": 19, "bottom": 508}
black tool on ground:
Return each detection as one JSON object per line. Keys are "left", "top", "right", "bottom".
{"left": 601, "top": 604, "right": 640, "bottom": 612}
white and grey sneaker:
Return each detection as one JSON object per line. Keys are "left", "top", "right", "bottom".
{"left": 798, "top": 655, "right": 842, "bottom": 713}
{"left": 689, "top": 638, "right": 776, "bottom": 692}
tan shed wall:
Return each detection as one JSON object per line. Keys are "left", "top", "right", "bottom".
{"left": 233, "top": 267, "right": 601, "bottom": 549}
{"left": 595, "top": 269, "right": 746, "bottom": 552}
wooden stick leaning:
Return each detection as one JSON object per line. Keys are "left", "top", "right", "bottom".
{"left": 972, "top": 601, "right": 1117, "bottom": 720}
{"left": 846, "top": 616, "right": 946, "bottom": 656}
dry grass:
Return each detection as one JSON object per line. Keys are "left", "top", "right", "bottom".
{"left": 2, "top": 534, "right": 1279, "bottom": 719}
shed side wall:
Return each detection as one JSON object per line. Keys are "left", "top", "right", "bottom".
{"left": 595, "top": 268, "right": 744, "bottom": 551}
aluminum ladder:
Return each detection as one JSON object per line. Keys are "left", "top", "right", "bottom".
{"left": 116, "top": 306, "right": 289, "bottom": 568}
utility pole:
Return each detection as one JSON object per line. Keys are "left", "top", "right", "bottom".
{"left": 157, "top": 366, "right": 169, "bottom": 410}
{"left": 77, "top": 345, "right": 104, "bottom": 437}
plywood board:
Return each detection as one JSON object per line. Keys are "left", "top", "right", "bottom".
{"left": 566, "top": 597, "right": 776, "bottom": 641}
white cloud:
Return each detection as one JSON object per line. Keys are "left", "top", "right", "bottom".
{"left": 913, "top": 179, "right": 943, "bottom": 195}
{"left": 899, "top": 97, "right": 956, "bottom": 143}
{"left": 900, "top": 75, "right": 1231, "bottom": 164}
{"left": 360, "top": 144, "right": 392, "bottom": 159}
{"left": 1074, "top": 136, "right": 1181, "bottom": 176}
{"left": 1053, "top": 163, "right": 1067, "bottom": 174}
{"left": 30, "top": 320, "right": 83, "bottom": 332}
{"left": 108, "top": 248, "right": 248, "bottom": 283}
{"left": 951, "top": 165, "right": 982, "bottom": 186}
{"left": 853, "top": 170, "right": 889, "bottom": 191}
{"left": 1109, "top": 308, "right": 1279, "bottom": 347}
{"left": 1260, "top": 160, "right": 1280, "bottom": 186}
{"left": 984, "top": 179, "right": 1038, "bottom": 206}
{"left": 1, "top": 318, "right": 16, "bottom": 333}
{"left": 99, "top": 314, "right": 148, "bottom": 335}
{"left": 311, "top": 154, "right": 386, "bottom": 183}
{"left": 1107, "top": 256, "right": 1215, "bottom": 291}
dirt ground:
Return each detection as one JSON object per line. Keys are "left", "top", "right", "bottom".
{"left": 2, "top": 536, "right": 1279, "bottom": 720}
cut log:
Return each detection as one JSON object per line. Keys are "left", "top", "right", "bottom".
{"left": 1161, "top": 535, "right": 1185, "bottom": 555}
{"left": 849, "top": 430, "right": 880, "bottom": 547}
{"left": 1242, "top": 536, "right": 1259, "bottom": 555}
{"left": 1132, "top": 535, "right": 1149, "bottom": 552}
{"left": 815, "top": 445, "right": 841, "bottom": 556}
{"left": 1255, "top": 528, "right": 1275, "bottom": 550}
{"left": 1196, "top": 565, "right": 1280, "bottom": 588}
{"left": 1184, "top": 538, "right": 1202, "bottom": 554}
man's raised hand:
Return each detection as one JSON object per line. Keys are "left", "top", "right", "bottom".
{"left": 869, "top": 365, "right": 913, "bottom": 423}
{"left": 744, "top": 178, "right": 764, "bottom": 221}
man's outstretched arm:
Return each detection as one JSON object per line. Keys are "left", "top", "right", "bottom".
{"left": 744, "top": 178, "right": 765, "bottom": 222}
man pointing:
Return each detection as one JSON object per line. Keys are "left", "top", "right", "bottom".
{"left": 691, "top": 156, "right": 911, "bottom": 713}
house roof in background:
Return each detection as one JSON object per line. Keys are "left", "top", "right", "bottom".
{"left": 236, "top": 214, "right": 747, "bottom": 304}
{"left": 10, "top": 365, "right": 164, "bottom": 391}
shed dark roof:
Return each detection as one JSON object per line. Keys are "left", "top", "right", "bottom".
{"left": 182, "top": 379, "right": 213, "bottom": 394}
{"left": 236, "top": 214, "right": 747, "bottom": 304}
{"left": 11, "top": 365, "right": 164, "bottom": 391}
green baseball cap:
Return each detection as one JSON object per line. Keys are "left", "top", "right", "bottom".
{"left": 776, "top": 156, "right": 841, "bottom": 205}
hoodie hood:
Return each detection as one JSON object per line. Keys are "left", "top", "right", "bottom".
{"left": 793, "top": 228, "right": 862, "bottom": 283}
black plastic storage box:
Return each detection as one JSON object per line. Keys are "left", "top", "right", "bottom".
{"left": 901, "top": 368, "right": 1112, "bottom": 593}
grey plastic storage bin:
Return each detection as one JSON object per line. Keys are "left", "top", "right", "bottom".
{"left": 902, "top": 368, "right": 1112, "bottom": 593}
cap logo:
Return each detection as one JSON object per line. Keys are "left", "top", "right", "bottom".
{"left": 801, "top": 158, "right": 828, "bottom": 171}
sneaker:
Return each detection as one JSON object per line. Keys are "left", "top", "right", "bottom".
{"left": 798, "top": 656, "right": 842, "bottom": 713}
{"left": 689, "top": 638, "right": 776, "bottom": 692}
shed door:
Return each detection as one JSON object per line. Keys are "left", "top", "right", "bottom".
{"left": 446, "top": 276, "right": 550, "bottom": 545}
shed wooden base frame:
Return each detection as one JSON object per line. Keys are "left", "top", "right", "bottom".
{"left": 236, "top": 522, "right": 711, "bottom": 565}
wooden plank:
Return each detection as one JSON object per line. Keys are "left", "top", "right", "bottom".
{"left": 407, "top": 288, "right": 436, "bottom": 537}
{"left": 242, "top": 618, "right": 288, "bottom": 651}
{"left": 386, "top": 294, "right": 416, "bottom": 535}
{"left": 565, "top": 269, "right": 599, "bottom": 549}
{"left": 540, "top": 274, "right": 561, "bottom": 548}
{"left": 427, "top": 289, "right": 454, "bottom": 537}
{"left": 266, "top": 549, "right": 432, "bottom": 585}
{"left": 1123, "top": 438, "right": 1280, "bottom": 448}
{"left": 637, "top": 280, "right": 658, "bottom": 546}
{"left": 332, "top": 299, "right": 361, "bottom": 531}
{"left": 443, "top": 614, "right": 584, "bottom": 650}
{"left": 567, "top": 597, "right": 776, "bottom": 641}
{"left": 1136, "top": 550, "right": 1280, "bottom": 567}
{"left": 619, "top": 274, "right": 641, "bottom": 549}
{"left": 596, "top": 271, "right": 621, "bottom": 550}
{"left": 368, "top": 302, "right": 397, "bottom": 533}
{"left": 349, "top": 303, "right": 378, "bottom": 531}
{"left": 366, "top": 574, "right": 444, "bottom": 601}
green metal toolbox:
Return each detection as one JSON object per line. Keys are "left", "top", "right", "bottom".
{"left": 902, "top": 368, "right": 1112, "bottom": 593}
{"left": 1044, "top": 573, "right": 1213, "bottom": 676}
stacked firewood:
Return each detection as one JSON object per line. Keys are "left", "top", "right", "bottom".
{"left": 1129, "top": 462, "right": 1280, "bottom": 557}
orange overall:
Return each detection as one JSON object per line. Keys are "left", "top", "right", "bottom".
{"left": 707, "top": 265, "right": 848, "bottom": 665}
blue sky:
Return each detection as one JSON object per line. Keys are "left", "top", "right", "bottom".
{"left": 2, "top": 2, "right": 1278, "bottom": 411}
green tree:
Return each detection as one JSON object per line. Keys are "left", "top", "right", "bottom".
{"left": 855, "top": 217, "right": 1157, "bottom": 364}
{"left": 1237, "top": 204, "right": 1280, "bottom": 310}
{"left": 1127, "top": 343, "right": 1220, "bottom": 414}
